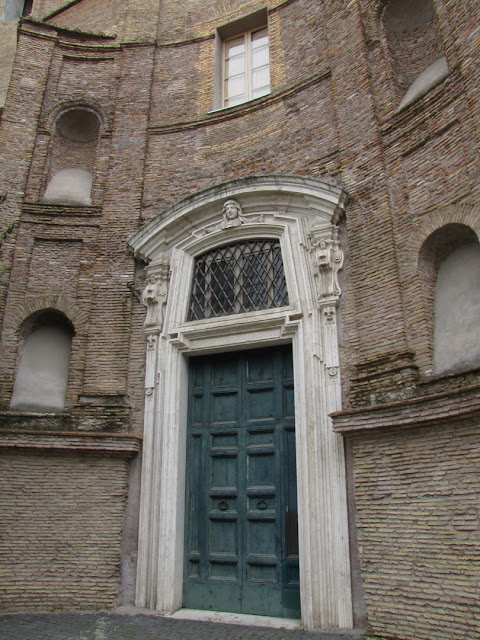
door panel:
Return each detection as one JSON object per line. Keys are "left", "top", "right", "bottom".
{"left": 183, "top": 346, "right": 300, "bottom": 618}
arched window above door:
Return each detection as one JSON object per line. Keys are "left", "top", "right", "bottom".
{"left": 188, "top": 239, "right": 289, "bottom": 321}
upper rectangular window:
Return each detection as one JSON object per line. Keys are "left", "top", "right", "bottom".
{"left": 223, "top": 26, "right": 270, "bottom": 108}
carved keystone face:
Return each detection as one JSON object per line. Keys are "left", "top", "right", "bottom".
{"left": 224, "top": 202, "right": 239, "bottom": 220}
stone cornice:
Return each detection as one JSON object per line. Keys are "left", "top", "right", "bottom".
{"left": 19, "top": 18, "right": 116, "bottom": 42}
{"left": 331, "top": 384, "right": 480, "bottom": 434}
{"left": 148, "top": 68, "right": 331, "bottom": 134}
{"left": 22, "top": 202, "right": 102, "bottom": 219}
{"left": 0, "top": 429, "right": 141, "bottom": 455}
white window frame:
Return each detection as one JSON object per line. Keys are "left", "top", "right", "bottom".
{"left": 212, "top": 9, "right": 271, "bottom": 111}
{"left": 222, "top": 26, "right": 270, "bottom": 108}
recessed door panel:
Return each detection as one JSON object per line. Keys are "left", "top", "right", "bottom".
{"left": 183, "top": 346, "right": 300, "bottom": 618}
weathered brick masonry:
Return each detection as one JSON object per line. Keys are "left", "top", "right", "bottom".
{"left": 0, "top": 435, "right": 139, "bottom": 611}
{"left": 0, "top": 0, "right": 479, "bottom": 638}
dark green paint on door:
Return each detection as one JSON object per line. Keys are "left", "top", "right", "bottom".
{"left": 183, "top": 346, "right": 300, "bottom": 618}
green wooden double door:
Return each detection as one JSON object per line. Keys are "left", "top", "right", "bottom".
{"left": 183, "top": 346, "right": 300, "bottom": 619}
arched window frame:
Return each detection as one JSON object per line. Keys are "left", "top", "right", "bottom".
{"left": 41, "top": 105, "right": 103, "bottom": 206}
{"left": 378, "top": 0, "right": 448, "bottom": 111}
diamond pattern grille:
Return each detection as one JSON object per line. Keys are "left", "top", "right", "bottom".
{"left": 188, "top": 239, "right": 289, "bottom": 320}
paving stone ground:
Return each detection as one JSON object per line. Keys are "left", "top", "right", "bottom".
{"left": 0, "top": 613, "right": 370, "bottom": 640}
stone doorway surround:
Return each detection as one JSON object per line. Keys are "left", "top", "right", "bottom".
{"left": 128, "top": 175, "right": 353, "bottom": 630}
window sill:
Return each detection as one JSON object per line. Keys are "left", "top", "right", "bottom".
{"left": 208, "top": 93, "right": 271, "bottom": 114}
{"left": 170, "top": 305, "right": 302, "bottom": 352}
{"left": 380, "top": 62, "right": 461, "bottom": 133}
{"left": 0, "top": 427, "right": 141, "bottom": 455}
{"left": 22, "top": 201, "right": 102, "bottom": 218}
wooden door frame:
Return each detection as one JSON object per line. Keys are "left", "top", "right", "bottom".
{"left": 128, "top": 176, "right": 353, "bottom": 630}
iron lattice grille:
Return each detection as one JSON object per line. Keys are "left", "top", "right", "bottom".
{"left": 188, "top": 239, "right": 289, "bottom": 320}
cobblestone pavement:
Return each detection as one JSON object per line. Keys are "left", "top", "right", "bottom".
{"left": 0, "top": 613, "right": 369, "bottom": 640}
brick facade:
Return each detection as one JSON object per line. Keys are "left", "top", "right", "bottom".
{"left": 348, "top": 421, "right": 480, "bottom": 640}
{"left": 0, "top": 0, "right": 479, "bottom": 638}
{"left": 0, "top": 437, "right": 139, "bottom": 611}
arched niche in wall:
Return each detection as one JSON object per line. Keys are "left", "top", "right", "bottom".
{"left": 42, "top": 107, "right": 101, "bottom": 206}
{"left": 419, "top": 223, "right": 480, "bottom": 375}
{"left": 10, "top": 309, "right": 75, "bottom": 412}
{"left": 0, "top": 0, "right": 31, "bottom": 23}
{"left": 381, "top": 0, "right": 448, "bottom": 110}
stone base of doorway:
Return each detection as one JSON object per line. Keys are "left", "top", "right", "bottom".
{"left": 113, "top": 604, "right": 302, "bottom": 630}
{"left": 115, "top": 604, "right": 301, "bottom": 629}
{"left": 169, "top": 608, "right": 302, "bottom": 630}
{"left": 114, "top": 606, "right": 367, "bottom": 637}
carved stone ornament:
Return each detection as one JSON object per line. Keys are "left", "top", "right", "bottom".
{"left": 311, "top": 230, "right": 344, "bottom": 303}
{"left": 142, "top": 270, "right": 169, "bottom": 330}
{"left": 193, "top": 199, "right": 263, "bottom": 237}
{"left": 146, "top": 334, "right": 156, "bottom": 351}
{"left": 221, "top": 198, "right": 246, "bottom": 228}
{"left": 323, "top": 306, "right": 336, "bottom": 325}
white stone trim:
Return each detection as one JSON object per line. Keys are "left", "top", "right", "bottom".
{"left": 128, "top": 176, "right": 353, "bottom": 630}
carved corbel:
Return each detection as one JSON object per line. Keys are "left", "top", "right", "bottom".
{"left": 146, "top": 334, "right": 157, "bottom": 351}
{"left": 142, "top": 264, "right": 170, "bottom": 331}
{"left": 310, "top": 227, "right": 344, "bottom": 304}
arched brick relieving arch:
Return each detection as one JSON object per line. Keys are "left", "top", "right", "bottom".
{"left": 10, "top": 295, "right": 89, "bottom": 335}
{"left": 405, "top": 201, "right": 480, "bottom": 276}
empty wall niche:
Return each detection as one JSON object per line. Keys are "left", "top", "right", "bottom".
{"left": 382, "top": 0, "right": 448, "bottom": 110}
{"left": 0, "top": 0, "right": 32, "bottom": 23}
{"left": 43, "top": 108, "right": 100, "bottom": 206}
{"left": 419, "top": 224, "right": 480, "bottom": 375}
{"left": 10, "top": 310, "right": 75, "bottom": 412}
